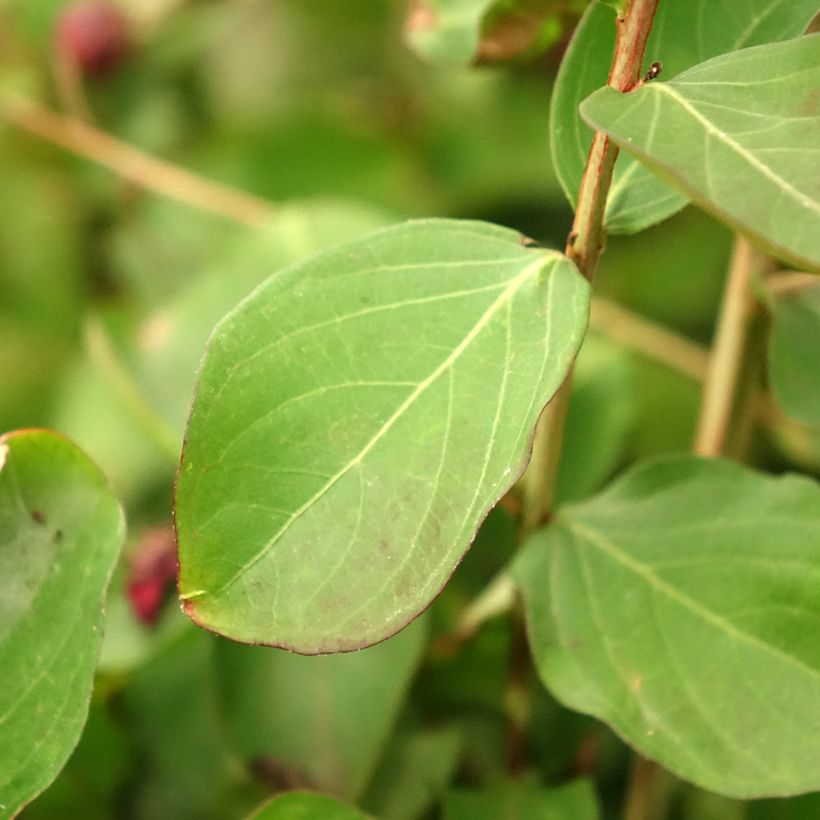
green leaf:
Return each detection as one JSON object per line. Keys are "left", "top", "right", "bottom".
{"left": 515, "top": 456, "right": 820, "bottom": 797}
{"left": 443, "top": 777, "right": 599, "bottom": 819}
{"left": 0, "top": 430, "right": 124, "bottom": 817}
{"left": 362, "top": 726, "right": 461, "bottom": 820}
{"left": 580, "top": 36, "right": 820, "bottom": 271}
{"left": 550, "top": 0, "right": 819, "bottom": 235}
{"left": 176, "top": 219, "right": 589, "bottom": 652}
{"left": 250, "top": 792, "right": 371, "bottom": 820}
{"left": 406, "top": 0, "right": 497, "bottom": 66}
{"left": 768, "top": 284, "right": 820, "bottom": 424}
{"left": 214, "top": 618, "right": 427, "bottom": 800}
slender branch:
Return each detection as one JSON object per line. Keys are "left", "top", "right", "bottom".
{"left": 0, "top": 96, "right": 274, "bottom": 227}
{"left": 521, "top": 0, "right": 660, "bottom": 529}
{"left": 694, "top": 237, "right": 770, "bottom": 457}
{"left": 765, "top": 270, "right": 819, "bottom": 300}
{"left": 590, "top": 296, "right": 709, "bottom": 382}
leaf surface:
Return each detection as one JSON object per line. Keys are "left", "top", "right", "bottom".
{"left": 0, "top": 430, "right": 124, "bottom": 817}
{"left": 515, "top": 456, "right": 820, "bottom": 797}
{"left": 768, "top": 284, "right": 820, "bottom": 424}
{"left": 551, "top": 0, "right": 819, "bottom": 235}
{"left": 214, "top": 618, "right": 427, "bottom": 799}
{"left": 581, "top": 37, "right": 820, "bottom": 271}
{"left": 176, "top": 219, "right": 589, "bottom": 651}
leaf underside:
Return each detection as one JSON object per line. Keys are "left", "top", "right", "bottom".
{"left": 175, "top": 219, "right": 589, "bottom": 653}
{"left": 550, "top": 0, "right": 819, "bottom": 235}
{"left": 515, "top": 456, "right": 820, "bottom": 798}
{"left": 580, "top": 36, "right": 820, "bottom": 271}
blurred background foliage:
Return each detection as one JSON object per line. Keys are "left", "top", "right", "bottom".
{"left": 1, "top": 1, "right": 818, "bottom": 817}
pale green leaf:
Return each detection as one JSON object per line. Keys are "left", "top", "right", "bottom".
{"left": 176, "top": 219, "right": 589, "bottom": 652}
{"left": 580, "top": 37, "right": 820, "bottom": 271}
{"left": 0, "top": 430, "right": 124, "bottom": 818}
{"left": 551, "top": 0, "right": 818, "bottom": 234}
{"left": 768, "top": 284, "right": 820, "bottom": 424}
{"left": 250, "top": 792, "right": 371, "bottom": 820}
{"left": 515, "top": 456, "right": 820, "bottom": 797}
{"left": 443, "top": 777, "right": 599, "bottom": 819}
{"left": 406, "top": 0, "right": 496, "bottom": 66}
{"left": 214, "top": 618, "right": 427, "bottom": 800}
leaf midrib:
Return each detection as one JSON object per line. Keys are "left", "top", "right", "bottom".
{"left": 192, "top": 255, "right": 554, "bottom": 604}
{"left": 566, "top": 518, "right": 820, "bottom": 686}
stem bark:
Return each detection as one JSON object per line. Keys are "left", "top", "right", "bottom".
{"left": 522, "top": 0, "right": 660, "bottom": 529}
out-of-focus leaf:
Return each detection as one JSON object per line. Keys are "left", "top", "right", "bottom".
{"left": 555, "top": 333, "right": 635, "bottom": 504}
{"left": 551, "top": 0, "right": 819, "bottom": 235}
{"left": 214, "top": 618, "right": 427, "bottom": 801}
{"left": 362, "top": 726, "right": 461, "bottom": 820}
{"left": 405, "top": 0, "right": 496, "bottom": 66}
{"left": 250, "top": 792, "right": 371, "bottom": 820}
{"left": 123, "top": 630, "right": 265, "bottom": 820}
{"left": 0, "top": 430, "right": 124, "bottom": 817}
{"left": 443, "top": 777, "right": 599, "bottom": 819}
{"left": 176, "top": 219, "right": 589, "bottom": 652}
{"left": 581, "top": 37, "right": 820, "bottom": 271}
{"left": 768, "top": 285, "right": 820, "bottom": 425}
{"left": 516, "top": 457, "right": 820, "bottom": 797}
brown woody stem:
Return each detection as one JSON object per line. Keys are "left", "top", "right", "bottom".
{"left": 522, "top": 0, "right": 660, "bottom": 529}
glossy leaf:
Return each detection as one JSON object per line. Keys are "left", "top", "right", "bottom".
{"left": 176, "top": 219, "right": 589, "bottom": 651}
{"left": 581, "top": 37, "right": 820, "bottom": 271}
{"left": 0, "top": 430, "right": 124, "bottom": 817}
{"left": 551, "top": 0, "right": 819, "bottom": 234}
{"left": 443, "top": 777, "right": 599, "bottom": 819}
{"left": 214, "top": 618, "right": 427, "bottom": 800}
{"left": 768, "top": 284, "right": 820, "bottom": 424}
{"left": 515, "top": 456, "right": 820, "bottom": 797}
{"left": 251, "top": 792, "right": 371, "bottom": 820}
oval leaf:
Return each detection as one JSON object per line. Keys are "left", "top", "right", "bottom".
{"left": 580, "top": 36, "right": 820, "bottom": 271}
{"left": 515, "top": 456, "right": 820, "bottom": 797}
{"left": 175, "top": 219, "right": 589, "bottom": 652}
{"left": 768, "top": 283, "right": 820, "bottom": 424}
{"left": 550, "top": 0, "right": 819, "bottom": 235}
{"left": 0, "top": 430, "right": 124, "bottom": 816}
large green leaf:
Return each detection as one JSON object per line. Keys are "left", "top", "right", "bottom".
{"left": 176, "top": 219, "right": 589, "bottom": 652}
{"left": 550, "top": 0, "right": 819, "bottom": 235}
{"left": 251, "top": 792, "right": 371, "bottom": 820}
{"left": 0, "top": 430, "right": 124, "bottom": 817}
{"left": 515, "top": 456, "right": 820, "bottom": 797}
{"left": 768, "top": 284, "right": 820, "bottom": 424}
{"left": 443, "top": 777, "right": 599, "bottom": 819}
{"left": 214, "top": 618, "right": 427, "bottom": 800}
{"left": 580, "top": 36, "right": 820, "bottom": 271}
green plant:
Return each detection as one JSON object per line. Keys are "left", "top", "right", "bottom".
{"left": 2, "top": 0, "right": 819, "bottom": 817}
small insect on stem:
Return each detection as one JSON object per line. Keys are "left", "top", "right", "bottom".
{"left": 643, "top": 61, "right": 663, "bottom": 82}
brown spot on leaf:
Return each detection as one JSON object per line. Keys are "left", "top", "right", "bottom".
{"left": 31, "top": 509, "right": 46, "bottom": 525}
